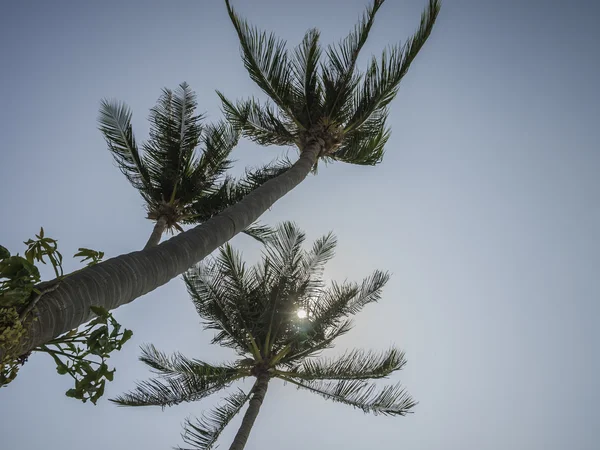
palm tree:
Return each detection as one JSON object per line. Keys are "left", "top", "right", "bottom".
{"left": 113, "top": 223, "right": 415, "bottom": 450}
{"left": 5, "top": 0, "right": 439, "bottom": 360}
{"left": 98, "top": 82, "right": 277, "bottom": 248}
{"left": 220, "top": 0, "right": 440, "bottom": 168}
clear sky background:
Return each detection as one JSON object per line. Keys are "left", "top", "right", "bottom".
{"left": 1, "top": 1, "right": 599, "bottom": 449}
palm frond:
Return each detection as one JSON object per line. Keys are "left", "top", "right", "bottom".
{"left": 283, "top": 378, "right": 416, "bottom": 416}
{"left": 139, "top": 344, "right": 241, "bottom": 379}
{"left": 218, "top": 93, "right": 296, "bottom": 146}
{"left": 331, "top": 111, "right": 390, "bottom": 165}
{"left": 322, "top": 0, "right": 386, "bottom": 121}
{"left": 263, "top": 221, "right": 306, "bottom": 278}
{"left": 143, "top": 82, "right": 204, "bottom": 199}
{"left": 301, "top": 231, "right": 337, "bottom": 280}
{"left": 178, "top": 390, "right": 250, "bottom": 450}
{"left": 308, "top": 270, "right": 390, "bottom": 336}
{"left": 185, "top": 263, "right": 255, "bottom": 354}
{"left": 281, "top": 319, "right": 354, "bottom": 365}
{"left": 225, "top": 0, "right": 298, "bottom": 123}
{"left": 242, "top": 222, "right": 275, "bottom": 244}
{"left": 290, "top": 28, "right": 323, "bottom": 126}
{"left": 322, "top": 269, "right": 389, "bottom": 317}
{"left": 345, "top": 0, "right": 440, "bottom": 132}
{"left": 98, "top": 99, "right": 151, "bottom": 192}
{"left": 194, "top": 120, "right": 236, "bottom": 182}
{"left": 240, "top": 157, "right": 293, "bottom": 189}
{"left": 110, "top": 369, "right": 241, "bottom": 408}
{"left": 290, "top": 347, "right": 406, "bottom": 381}
{"left": 294, "top": 231, "right": 337, "bottom": 300}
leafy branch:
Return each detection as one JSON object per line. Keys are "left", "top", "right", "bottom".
{"left": 0, "top": 229, "right": 132, "bottom": 404}
{"left": 40, "top": 305, "right": 132, "bottom": 404}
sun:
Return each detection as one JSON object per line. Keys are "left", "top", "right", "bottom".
{"left": 296, "top": 309, "right": 308, "bottom": 319}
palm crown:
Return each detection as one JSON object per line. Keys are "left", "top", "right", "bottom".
{"left": 112, "top": 222, "right": 414, "bottom": 450}
{"left": 221, "top": 0, "right": 440, "bottom": 166}
{"left": 98, "top": 82, "right": 285, "bottom": 247}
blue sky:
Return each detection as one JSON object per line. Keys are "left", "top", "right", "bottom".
{"left": 1, "top": 1, "right": 599, "bottom": 449}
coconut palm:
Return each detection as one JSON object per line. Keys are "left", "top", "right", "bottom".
{"left": 6, "top": 0, "right": 439, "bottom": 361}
{"left": 220, "top": 0, "right": 440, "bottom": 168}
{"left": 98, "top": 82, "right": 280, "bottom": 248}
{"left": 112, "top": 222, "right": 414, "bottom": 450}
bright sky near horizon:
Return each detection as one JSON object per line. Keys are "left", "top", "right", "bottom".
{"left": 1, "top": 1, "right": 599, "bottom": 449}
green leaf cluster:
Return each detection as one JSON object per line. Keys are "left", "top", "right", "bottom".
{"left": 42, "top": 305, "right": 133, "bottom": 404}
{"left": 1, "top": 230, "right": 132, "bottom": 403}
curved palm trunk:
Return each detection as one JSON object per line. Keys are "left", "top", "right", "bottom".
{"left": 144, "top": 216, "right": 168, "bottom": 249}
{"left": 228, "top": 374, "right": 270, "bottom": 450}
{"left": 6, "top": 143, "right": 321, "bottom": 358}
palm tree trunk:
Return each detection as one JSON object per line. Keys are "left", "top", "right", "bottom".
{"left": 143, "top": 216, "right": 167, "bottom": 249}
{"left": 228, "top": 374, "right": 269, "bottom": 450}
{"left": 6, "top": 143, "right": 321, "bottom": 359}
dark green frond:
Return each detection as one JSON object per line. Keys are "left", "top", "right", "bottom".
{"left": 178, "top": 390, "right": 250, "bottom": 450}
{"left": 218, "top": 92, "right": 296, "bottom": 146}
{"left": 290, "top": 28, "right": 323, "bottom": 126}
{"left": 294, "top": 231, "right": 337, "bottom": 299}
{"left": 345, "top": 0, "right": 440, "bottom": 132}
{"left": 305, "top": 270, "right": 389, "bottom": 340}
{"left": 225, "top": 0, "right": 298, "bottom": 122}
{"left": 185, "top": 262, "right": 255, "bottom": 354}
{"left": 144, "top": 82, "right": 204, "bottom": 200}
{"left": 302, "top": 231, "right": 337, "bottom": 278}
{"left": 240, "top": 157, "right": 293, "bottom": 189}
{"left": 98, "top": 99, "right": 151, "bottom": 192}
{"left": 332, "top": 111, "right": 390, "bottom": 165}
{"left": 283, "top": 378, "right": 416, "bottom": 416}
{"left": 194, "top": 121, "right": 236, "bottom": 181}
{"left": 281, "top": 319, "right": 354, "bottom": 365}
{"left": 263, "top": 221, "right": 306, "bottom": 278}
{"left": 110, "top": 369, "right": 240, "bottom": 408}
{"left": 139, "top": 344, "right": 241, "bottom": 379}
{"left": 290, "top": 347, "right": 406, "bottom": 381}
{"left": 322, "top": 0, "right": 386, "bottom": 122}
{"left": 242, "top": 222, "right": 275, "bottom": 244}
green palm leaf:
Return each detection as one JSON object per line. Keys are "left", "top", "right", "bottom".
{"left": 283, "top": 378, "right": 416, "bottom": 416}
{"left": 139, "top": 344, "right": 242, "bottom": 379}
{"left": 322, "top": 0, "right": 385, "bottom": 121}
{"left": 331, "top": 111, "right": 390, "bottom": 165}
{"left": 218, "top": 93, "right": 296, "bottom": 146}
{"left": 144, "top": 82, "right": 204, "bottom": 200}
{"left": 345, "top": 0, "right": 441, "bottom": 132}
{"left": 185, "top": 263, "right": 255, "bottom": 355}
{"left": 225, "top": 0, "right": 298, "bottom": 123}
{"left": 291, "top": 28, "right": 323, "bottom": 126}
{"left": 289, "top": 347, "right": 406, "bottom": 381}
{"left": 110, "top": 369, "right": 240, "bottom": 408}
{"left": 310, "top": 270, "right": 390, "bottom": 331}
{"left": 98, "top": 99, "right": 152, "bottom": 193}
{"left": 178, "top": 390, "right": 250, "bottom": 450}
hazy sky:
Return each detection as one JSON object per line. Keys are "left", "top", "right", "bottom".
{"left": 1, "top": 1, "right": 599, "bottom": 449}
